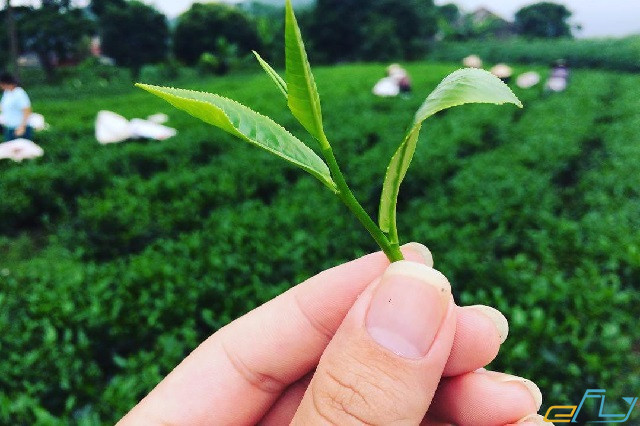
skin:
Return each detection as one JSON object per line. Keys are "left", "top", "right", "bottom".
{"left": 118, "top": 244, "right": 545, "bottom": 426}
{"left": 0, "top": 82, "right": 31, "bottom": 136}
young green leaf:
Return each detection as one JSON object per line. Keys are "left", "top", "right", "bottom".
{"left": 252, "top": 51, "right": 288, "bottom": 99}
{"left": 136, "top": 84, "right": 336, "bottom": 191}
{"left": 284, "top": 0, "right": 327, "bottom": 147}
{"left": 379, "top": 68, "right": 522, "bottom": 240}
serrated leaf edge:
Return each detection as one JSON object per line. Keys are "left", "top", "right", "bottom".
{"left": 136, "top": 83, "right": 336, "bottom": 191}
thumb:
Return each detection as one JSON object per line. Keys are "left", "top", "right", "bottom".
{"left": 292, "top": 261, "right": 456, "bottom": 425}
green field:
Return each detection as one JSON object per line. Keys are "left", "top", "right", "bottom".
{"left": 430, "top": 36, "right": 640, "bottom": 72}
{"left": 1, "top": 62, "right": 639, "bottom": 424}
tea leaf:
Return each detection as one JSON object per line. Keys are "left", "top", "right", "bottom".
{"left": 136, "top": 84, "right": 336, "bottom": 191}
{"left": 284, "top": 0, "right": 327, "bottom": 147}
{"left": 252, "top": 51, "right": 288, "bottom": 98}
{"left": 379, "top": 68, "right": 522, "bottom": 238}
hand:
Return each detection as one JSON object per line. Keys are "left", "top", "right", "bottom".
{"left": 118, "top": 244, "right": 546, "bottom": 426}
{"left": 15, "top": 125, "right": 26, "bottom": 137}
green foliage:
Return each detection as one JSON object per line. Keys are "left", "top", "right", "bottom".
{"left": 284, "top": 0, "right": 326, "bottom": 145}
{"left": 136, "top": 84, "right": 335, "bottom": 191}
{"left": 252, "top": 51, "right": 288, "bottom": 98}
{"left": 142, "top": 2, "right": 517, "bottom": 261}
{"left": 1, "top": 61, "right": 639, "bottom": 425}
{"left": 430, "top": 37, "right": 640, "bottom": 72}
{"left": 89, "top": 0, "right": 126, "bottom": 17}
{"left": 16, "top": 1, "right": 94, "bottom": 79}
{"left": 515, "top": 2, "right": 573, "bottom": 38}
{"left": 99, "top": 0, "right": 169, "bottom": 76}
{"left": 308, "top": 0, "right": 438, "bottom": 62}
{"left": 196, "top": 38, "right": 241, "bottom": 76}
{"left": 379, "top": 68, "right": 522, "bottom": 240}
{"left": 437, "top": 4, "right": 511, "bottom": 41}
{"left": 174, "top": 3, "right": 261, "bottom": 66}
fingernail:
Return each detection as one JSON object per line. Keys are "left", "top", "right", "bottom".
{"left": 516, "top": 414, "right": 550, "bottom": 425}
{"left": 401, "top": 242, "right": 433, "bottom": 267}
{"left": 366, "top": 261, "right": 451, "bottom": 359}
{"left": 498, "top": 375, "right": 543, "bottom": 410}
{"left": 468, "top": 305, "right": 509, "bottom": 343}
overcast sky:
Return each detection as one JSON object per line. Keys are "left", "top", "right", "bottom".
{"left": 9, "top": 0, "right": 640, "bottom": 38}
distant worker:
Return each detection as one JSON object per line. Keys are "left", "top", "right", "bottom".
{"left": 490, "top": 63, "right": 513, "bottom": 84}
{"left": 0, "top": 72, "right": 33, "bottom": 141}
{"left": 388, "top": 63, "right": 412, "bottom": 94}
{"left": 372, "top": 64, "right": 411, "bottom": 97}
{"left": 545, "top": 59, "right": 569, "bottom": 92}
{"left": 463, "top": 54, "right": 483, "bottom": 69}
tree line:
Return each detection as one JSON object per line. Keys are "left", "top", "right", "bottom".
{"left": 0, "top": 0, "right": 573, "bottom": 80}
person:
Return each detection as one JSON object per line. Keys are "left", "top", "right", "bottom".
{"left": 372, "top": 64, "right": 412, "bottom": 98}
{"left": 463, "top": 54, "right": 483, "bottom": 69}
{"left": 117, "top": 243, "right": 546, "bottom": 425}
{"left": 388, "top": 63, "right": 412, "bottom": 94}
{"left": 0, "top": 72, "right": 33, "bottom": 141}
{"left": 545, "top": 60, "right": 570, "bottom": 93}
{"left": 491, "top": 63, "right": 513, "bottom": 84}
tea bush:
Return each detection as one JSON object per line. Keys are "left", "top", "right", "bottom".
{"left": 431, "top": 36, "right": 640, "bottom": 72}
{"left": 0, "top": 63, "right": 638, "bottom": 424}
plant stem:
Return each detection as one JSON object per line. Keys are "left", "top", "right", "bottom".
{"left": 321, "top": 144, "right": 404, "bottom": 262}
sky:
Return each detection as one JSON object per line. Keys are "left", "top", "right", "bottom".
{"left": 8, "top": 0, "right": 640, "bottom": 38}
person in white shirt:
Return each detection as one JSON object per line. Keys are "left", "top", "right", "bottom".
{"left": 0, "top": 73, "right": 33, "bottom": 141}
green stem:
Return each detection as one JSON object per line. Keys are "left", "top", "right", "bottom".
{"left": 321, "top": 144, "right": 404, "bottom": 262}
{"left": 389, "top": 218, "right": 400, "bottom": 246}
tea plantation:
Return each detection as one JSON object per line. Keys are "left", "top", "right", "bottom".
{"left": 1, "top": 63, "right": 638, "bottom": 424}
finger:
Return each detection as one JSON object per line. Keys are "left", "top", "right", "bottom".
{"left": 258, "top": 373, "right": 313, "bottom": 426}
{"left": 427, "top": 369, "right": 543, "bottom": 426}
{"left": 118, "top": 244, "right": 430, "bottom": 426}
{"left": 260, "top": 304, "right": 508, "bottom": 422}
{"left": 443, "top": 305, "right": 508, "bottom": 376}
{"left": 263, "top": 367, "right": 541, "bottom": 426}
{"left": 506, "top": 414, "right": 551, "bottom": 425}
{"left": 292, "top": 261, "right": 456, "bottom": 425}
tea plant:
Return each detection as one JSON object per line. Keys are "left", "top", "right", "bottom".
{"left": 138, "top": 0, "right": 522, "bottom": 262}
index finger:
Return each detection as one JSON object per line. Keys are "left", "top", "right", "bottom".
{"left": 118, "top": 244, "right": 430, "bottom": 426}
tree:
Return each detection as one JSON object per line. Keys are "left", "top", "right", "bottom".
{"left": 308, "top": 0, "right": 438, "bottom": 62}
{"left": 99, "top": 1, "right": 169, "bottom": 76}
{"left": 89, "top": 0, "right": 126, "bottom": 17}
{"left": 174, "top": 4, "right": 262, "bottom": 66}
{"left": 515, "top": 2, "right": 572, "bottom": 38}
{"left": 17, "top": 1, "right": 93, "bottom": 80}
{"left": 5, "top": 0, "right": 20, "bottom": 76}
{"left": 438, "top": 3, "right": 461, "bottom": 25}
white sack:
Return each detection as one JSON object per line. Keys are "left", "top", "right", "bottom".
{"left": 0, "top": 112, "right": 48, "bottom": 131}
{"left": 95, "top": 110, "right": 176, "bottom": 144}
{"left": 0, "top": 138, "right": 44, "bottom": 162}
{"left": 130, "top": 119, "right": 177, "bottom": 140}
{"left": 373, "top": 77, "right": 400, "bottom": 97}
{"left": 95, "top": 110, "right": 133, "bottom": 144}
{"left": 146, "top": 113, "right": 169, "bottom": 124}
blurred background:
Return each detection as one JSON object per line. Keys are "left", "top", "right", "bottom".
{"left": 1, "top": 0, "right": 639, "bottom": 424}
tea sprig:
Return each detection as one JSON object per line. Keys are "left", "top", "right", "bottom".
{"left": 137, "top": 0, "right": 522, "bottom": 262}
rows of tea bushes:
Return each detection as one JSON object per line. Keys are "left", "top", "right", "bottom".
{"left": 1, "top": 63, "right": 638, "bottom": 424}
{"left": 430, "top": 36, "right": 640, "bottom": 72}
